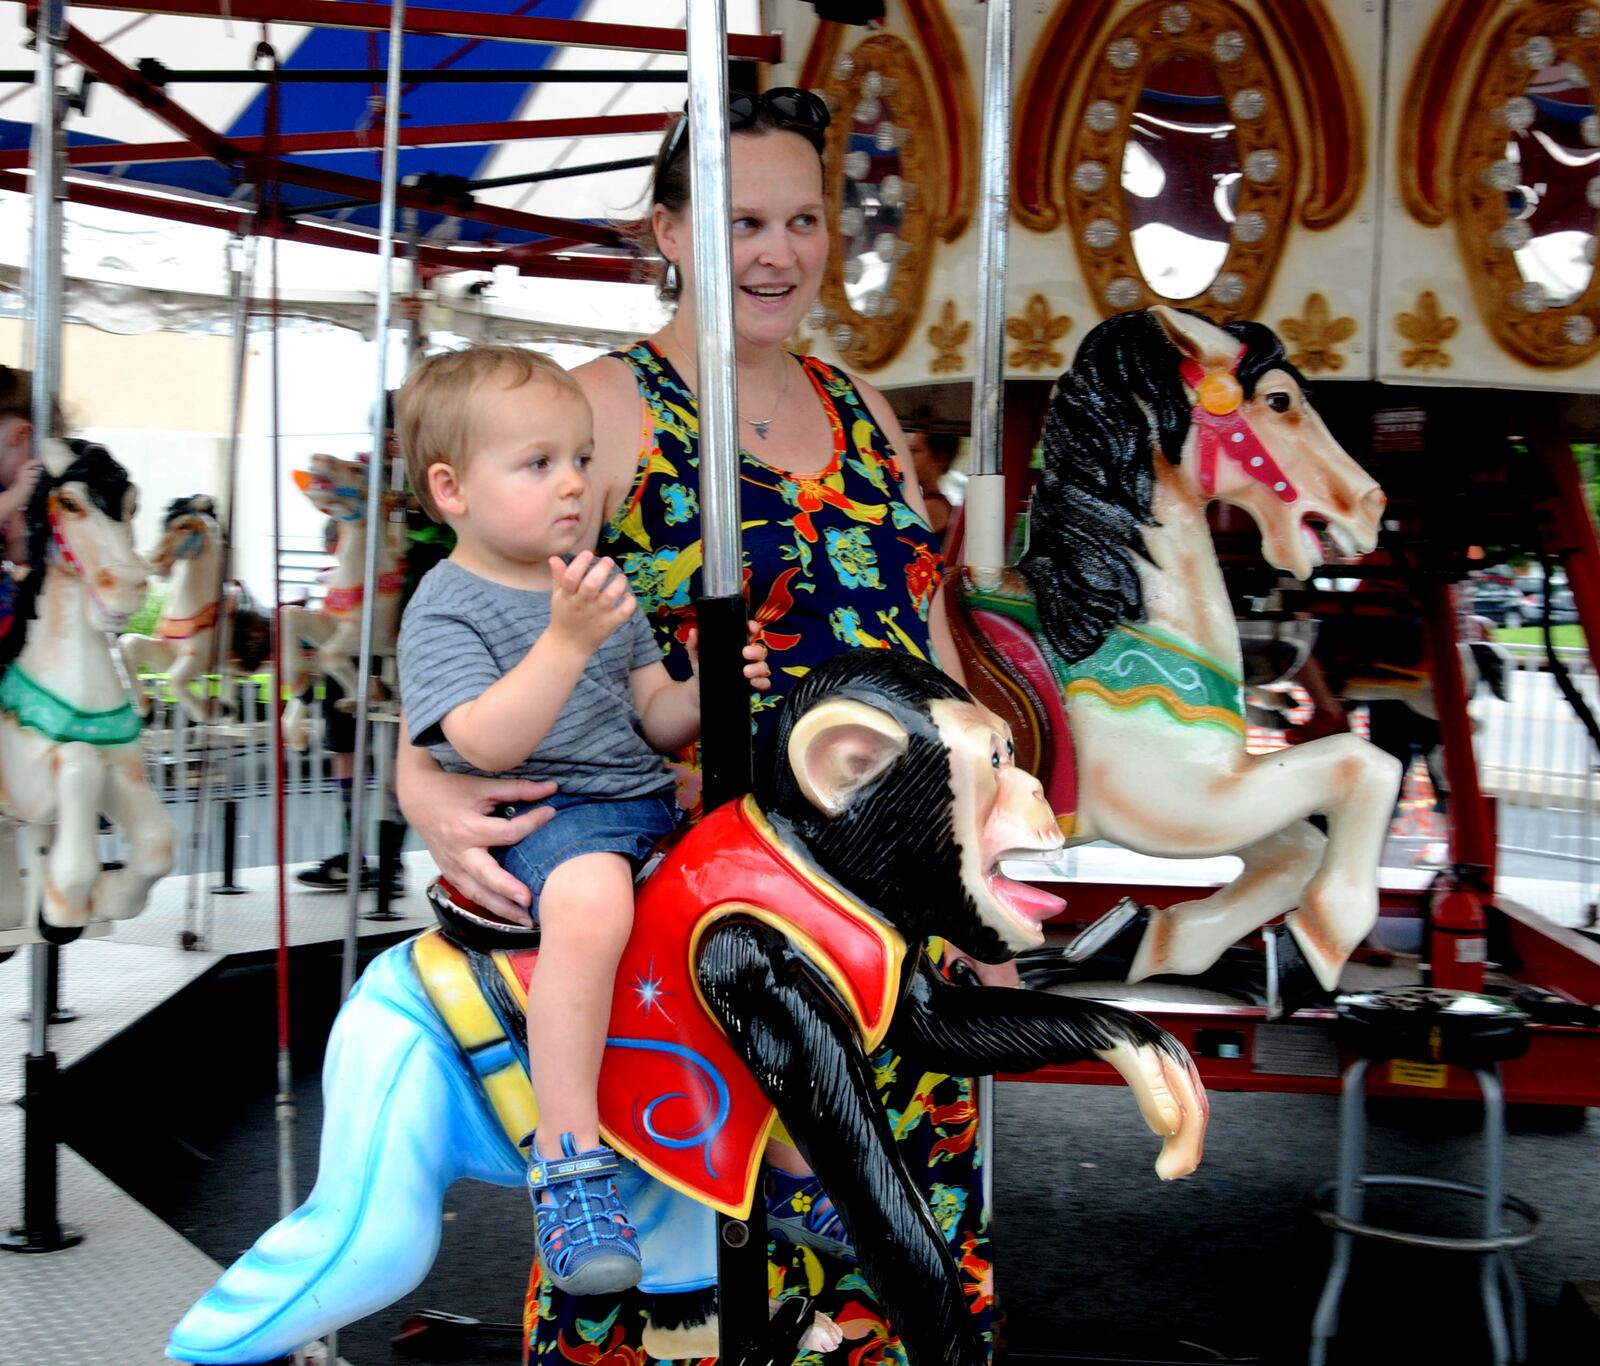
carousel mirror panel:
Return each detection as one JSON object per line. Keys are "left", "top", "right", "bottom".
{"left": 1457, "top": 9, "right": 1600, "bottom": 364}
{"left": 815, "top": 33, "right": 938, "bottom": 368}
{"left": 1065, "top": 1, "right": 1294, "bottom": 321}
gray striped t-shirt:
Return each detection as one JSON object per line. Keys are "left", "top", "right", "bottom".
{"left": 398, "top": 559, "right": 674, "bottom": 800}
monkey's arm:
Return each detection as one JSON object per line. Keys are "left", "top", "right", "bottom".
{"left": 698, "top": 918, "right": 986, "bottom": 1366}
{"left": 890, "top": 953, "right": 1209, "bottom": 1179}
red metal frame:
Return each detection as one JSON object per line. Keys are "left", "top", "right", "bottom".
{"left": 0, "top": 168, "right": 641, "bottom": 281}
{"left": 0, "top": 112, "right": 672, "bottom": 172}
{"left": 45, "top": 23, "right": 638, "bottom": 252}
{"left": 1003, "top": 1006, "right": 1600, "bottom": 1107}
{"left": 55, "top": 0, "right": 783, "bottom": 62}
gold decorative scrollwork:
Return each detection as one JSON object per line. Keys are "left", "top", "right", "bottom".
{"left": 1006, "top": 295, "right": 1072, "bottom": 371}
{"left": 1455, "top": 3, "right": 1600, "bottom": 367}
{"left": 816, "top": 34, "right": 939, "bottom": 371}
{"left": 1279, "top": 293, "right": 1356, "bottom": 374}
{"left": 928, "top": 299, "right": 970, "bottom": 375}
{"left": 1060, "top": 0, "right": 1297, "bottom": 323}
{"left": 1396, "top": 291, "right": 1458, "bottom": 371}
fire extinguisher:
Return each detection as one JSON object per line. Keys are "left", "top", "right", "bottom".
{"left": 1423, "top": 876, "right": 1488, "bottom": 993}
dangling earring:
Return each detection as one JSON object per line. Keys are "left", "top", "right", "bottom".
{"left": 664, "top": 261, "right": 679, "bottom": 293}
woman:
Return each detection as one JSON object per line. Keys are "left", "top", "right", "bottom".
{"left": 397, "top": 92, "right": 994, "bottom": 1362}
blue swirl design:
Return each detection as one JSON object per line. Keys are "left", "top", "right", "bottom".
{"left": 607, "top": 1037, "right": 731, "bottom": 1179}
{"left": 1109, "top": 647, "right": 1203, "bottom": 696}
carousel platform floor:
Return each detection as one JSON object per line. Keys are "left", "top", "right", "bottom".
{"left": 1, "top": 844, "right": 1594, "bottom": 1365}
{"left": 0, "top": 852, "right": 436, "bottom": 1366}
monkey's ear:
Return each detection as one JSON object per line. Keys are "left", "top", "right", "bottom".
{"left": 1150, "top": 304, "right": 1238, "bottom": 369}
{"left": 787, "top": 698, "right": 909, "bottom": 818}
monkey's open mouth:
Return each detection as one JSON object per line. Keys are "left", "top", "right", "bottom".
{"left": 983, "top": 862, "right": 1067, "bottom": 944}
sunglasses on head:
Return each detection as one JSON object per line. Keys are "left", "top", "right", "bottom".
{"left": 664, "top": 87, "right": 831, "bottom": 166}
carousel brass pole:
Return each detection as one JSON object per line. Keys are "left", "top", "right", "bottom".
{"left": 4, "top": 0, "right": 82, "bottom": 1257}
{"left": 342, "top": 0, "right": 407, "bottom": 993}
{"left": 965, "top": 0, "right": 1012, "bottom": 579}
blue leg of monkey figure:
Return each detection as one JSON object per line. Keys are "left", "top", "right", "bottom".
{"left": 167, "top": 945, "right": 525, "bottom": 1365}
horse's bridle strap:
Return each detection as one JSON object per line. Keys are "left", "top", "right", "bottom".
{"left": 1178, "top": 354, "right": 1297, "bottom": 505}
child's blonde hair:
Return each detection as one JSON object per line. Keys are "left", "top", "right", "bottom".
{"left": 398, "top": 345, "right": 583, "bottom": 522}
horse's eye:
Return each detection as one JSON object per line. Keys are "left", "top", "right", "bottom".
{"left": 1266, "top": 391, "right": 1293, "bottom": 414}
{"left": 58, "top": 494, "right": 79, "bottom": 514}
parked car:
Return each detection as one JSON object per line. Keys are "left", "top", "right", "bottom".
{"left": 1548, "top": 588, "right": 1580, "bottom": 626}
{"left": 1471, "top": 581, "right": 1532, "bottom": 628}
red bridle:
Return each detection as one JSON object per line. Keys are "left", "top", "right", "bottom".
{"left": 1178, "top": 349, "right": 1298, "bottom": 505}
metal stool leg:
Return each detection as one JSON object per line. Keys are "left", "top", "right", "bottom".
{"left": 1310, "top": 1059, "right": 1370, "bottom": 1365}
{"left": 1475, "top": 1068, "right": 1515, "bottom": 1365}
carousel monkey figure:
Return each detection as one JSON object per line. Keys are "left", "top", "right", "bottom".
{"left": 168, "top": 650, "right": 1207, "bottom": 1366}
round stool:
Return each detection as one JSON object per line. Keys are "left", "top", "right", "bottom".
{"left": 1308, "top": 988, "right": 1539, "bottom": 1366}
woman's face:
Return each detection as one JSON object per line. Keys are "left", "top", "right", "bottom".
{"left": 658, "top": 128, "right": 829, "bottom": 350}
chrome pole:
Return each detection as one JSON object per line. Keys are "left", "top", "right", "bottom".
{"left": 28, "top": 0, "right": 65, "bottom": 428}
{"left": 965, "top": 0, "right": 1013, "bottom": 575}
{"left": 684, "top": 0, "right": 750, "bottom": 810}
{"left": 342, "top": 0, "right": 407, "bottom": 997}
{"left": 686, "top": 0, "right": 738, "bottom": 604}
{"left": 968, "top": 0, "right": 1014, "bottom": 1250}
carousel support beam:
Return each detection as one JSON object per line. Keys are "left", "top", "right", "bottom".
{"left": 0, "top": 111, "right": 672, "bottom": 172}
{"left": 0, "top": 64, "right": 691, "bottom": 86}
{"left": 37, "top": 25, "right": 631, "bottom": 248}
{"left": 341, "top": 0, "right": 406, "bottom": 995}
{"left": 681, "top": 1, "right": 773, "bottom": 1360}
{"left": 0, "top": 168, "right": 642, "bottom": 280}
{"left": 2, "top": 0, "right": 80, "bottom": 1262}
{"left": 963, "top": 0, "right": 1012, "bottom": 576}
{"left": 55, "top": 0, "right": 783, "bottom": 62}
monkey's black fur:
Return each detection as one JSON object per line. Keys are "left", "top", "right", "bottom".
{"left": 701, "top": 651, "right": 1195, "bottom": 1366}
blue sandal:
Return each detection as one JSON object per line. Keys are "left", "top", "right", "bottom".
{"left": 524, "top": 1131, "right": 642, "bottom": 1295}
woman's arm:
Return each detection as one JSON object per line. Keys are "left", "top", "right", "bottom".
{"left": 394, "top": 724, "right": 558, "bottom": 921}
{"left": 572, "top": 354, "right": 650, "bottom": 532}
{"left": 851, "top": 374, "right": 968, "bottom": 691}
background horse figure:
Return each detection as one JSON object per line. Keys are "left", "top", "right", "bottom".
{"left": 955, "top": 306, "right": 1402, "bottom": 1013}
{"left": 279, "top": 453, "right": 406, "bottom": 749}
{"left": 0, "top": 438, "right": 173, "bottom": 932}
{"left": 118, "top": 494, "right": 272, "bottom": 724}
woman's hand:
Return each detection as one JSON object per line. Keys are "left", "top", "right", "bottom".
{"left": 395, "top": 738, "right": 557, "bottom": 922}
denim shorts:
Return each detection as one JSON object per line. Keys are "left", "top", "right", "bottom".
{"left": 493, "top": 790, "right": 681, "bottom": 923}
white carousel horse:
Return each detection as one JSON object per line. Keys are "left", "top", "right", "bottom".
{"left": 118, "top": 495, "right": 272, "bottom": 725}
{"left": 954, "top": 306, "right": 1403, "bottom": 1012}
{"left": 0, "top": 438, "right": 174, "bottom": 933}
{"left": 279, "top": 453, "right": 407, "bottom": 749}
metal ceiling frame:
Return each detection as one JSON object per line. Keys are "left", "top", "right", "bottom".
{"left": 13, "top": 0, "right": 778, "bottom": 282}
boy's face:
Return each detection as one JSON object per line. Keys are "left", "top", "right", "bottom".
{"left": 443, "top": 375, "right": 595, "bottom": 565}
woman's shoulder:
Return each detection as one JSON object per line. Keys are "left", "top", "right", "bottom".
{"left": 571, "top": 350, "right": 643, "bottom": 405}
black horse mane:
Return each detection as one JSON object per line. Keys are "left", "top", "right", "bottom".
{"left": 1017, "top": 310, "right": 1303, "bottom": 667}
{"left": 0, "top": 438, "right": 133, "bottom": 672}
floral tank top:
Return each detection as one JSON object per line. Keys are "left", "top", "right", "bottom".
{"left": 601, "top": 340, "right": 943, "bottom": 797}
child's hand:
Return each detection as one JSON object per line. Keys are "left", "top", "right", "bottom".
{"left": 547, "top": 550, "right": 634, "bottom": 654}
{"left": 681, "top": 622, "right": 772, "bottom": 692}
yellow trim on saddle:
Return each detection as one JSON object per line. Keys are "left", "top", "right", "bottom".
{"left": 1066, "top": 677, "right": 1248, "bottom": 735}
{"left": 412, "top": 931, "right": 538, "bottom": 1147}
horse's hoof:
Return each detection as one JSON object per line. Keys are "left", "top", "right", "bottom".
{"left": 1263, "top": 924, "right": 1337, "bottom": 1020}
{"left": 1022, "top": 898, "right": 1151, "bottom": 986}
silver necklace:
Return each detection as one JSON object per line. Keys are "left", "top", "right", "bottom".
{"left": 744, "top": 361, "right": 791, "bottom": 441}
